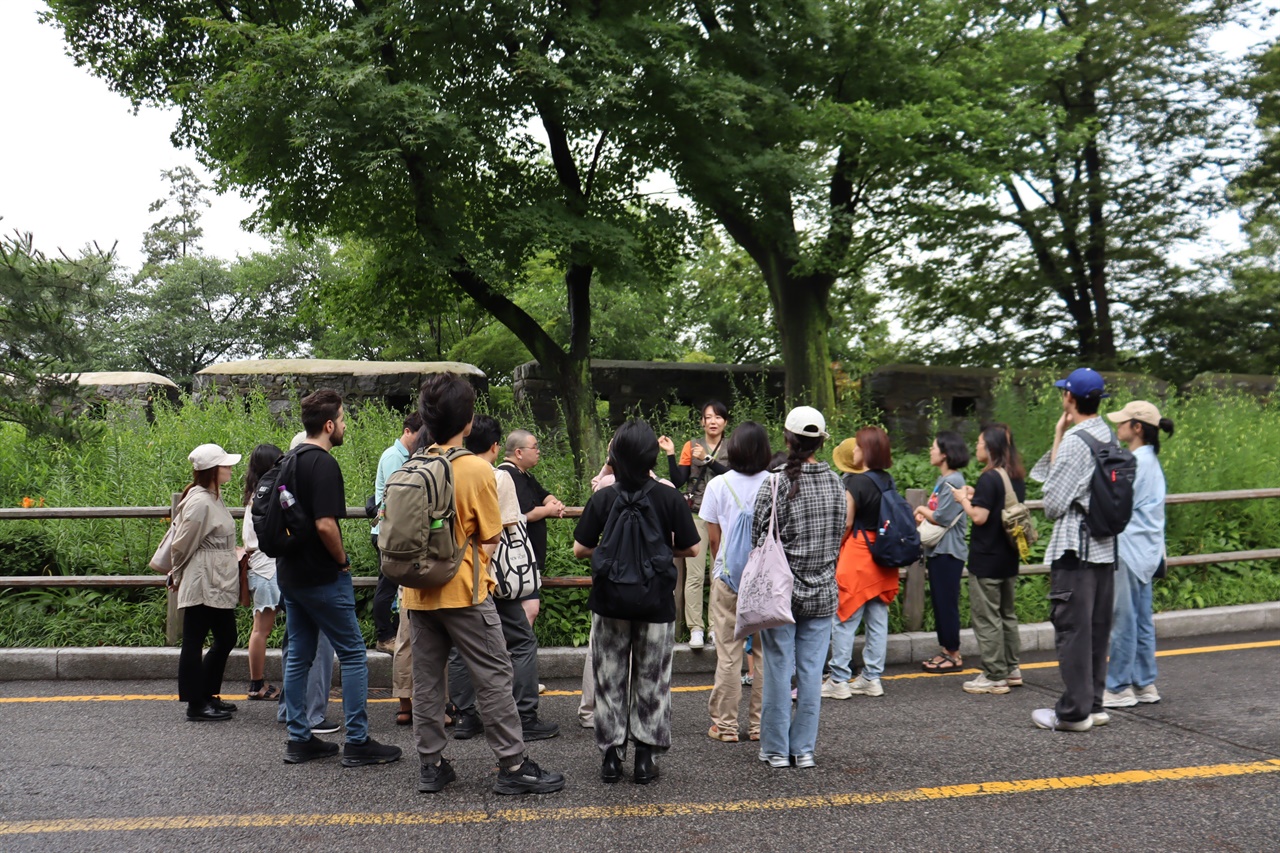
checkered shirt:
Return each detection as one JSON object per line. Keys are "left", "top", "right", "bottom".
{"left": 1030, "top": 416, "right": 1118, "bottom": 565}
{"left": 751, "top": 462, "right": 846, "bottom": 619}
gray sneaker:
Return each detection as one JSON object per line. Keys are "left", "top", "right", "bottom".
{"left": 757, "top": 749, "right": 790, "bottom": 768}
{"left": 793, "top": 753, "right": 816, "bottom": 769}
{"left": 848, "top": 674, "right": 884, "bottom": 697}
{"left": 1135, "top": 683, "right": 1161, "bottom": 704}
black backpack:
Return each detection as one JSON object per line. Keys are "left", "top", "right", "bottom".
{"left": 1076, "top": 432, "right": 1136, "bottom": 538}
{"left": 856, "top": 471, "right": 923, "bottom": 568}
{"left": 250, "top": 444, "right": 322, "bottom": 558}
{"left": 588, "top": 480, "right": 677, "bottom": 622}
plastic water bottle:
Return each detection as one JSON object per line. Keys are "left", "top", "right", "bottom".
{"left": 278, "top": 484, "right": 297, "bottom": 509}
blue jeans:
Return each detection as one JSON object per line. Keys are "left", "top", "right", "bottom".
{"left": 276, "top": 626, "right": 333, "bottom": 728}
{"left": 280, "top": 573, "right": 368, "bottom": 743}
{"left": 1106, "top": 565, "right": 1157, "bottom": 692}
{"left": 760, "top": 616, "right": 832, "bottom": 759}
{"left": 828, "top": 599, "right": 888, "bottom": 682}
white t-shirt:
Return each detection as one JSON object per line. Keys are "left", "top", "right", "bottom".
{"left": 698, "top": 469, "right": 770, "bottom": 578}
{"left": 241, "top": 503, "right": 277, "bottom": 579}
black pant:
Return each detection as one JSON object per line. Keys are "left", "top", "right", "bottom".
{"left": 927, "top": 554, "right": 965, "bottom": 652}
{"left": 1049, "top": 552, "right": 1116, "bottom": 722}
{"left": 371, "top": 534, "right": 399, "bottom": 642}
{"left": 448, "top": 596, "right": 540, "bottom": 719}
{"left": 178, "top": 604, "right": 237, "bottom": 707}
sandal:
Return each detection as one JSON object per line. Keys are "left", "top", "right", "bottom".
{"left": 247, "top": 684, "right": 280, "bottom": 701}
{"left": 922, "top": 653, "right": 964, "bottom": 673}
{"left": 707, "top": 725, "right": 739, "bottom": 743}
{"left": 748, "top": 731, "right": 760, "bottom": 742}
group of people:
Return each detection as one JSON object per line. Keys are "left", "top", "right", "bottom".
{"left": 160, "top": 365, "right": 1173, "bottom": 792}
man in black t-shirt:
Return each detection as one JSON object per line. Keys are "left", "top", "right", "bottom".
{"left": 277, "top": 389, "right": 401, "bottom": 769}
{"left": 499, "top": 430, "right": 565, "bottom": 625}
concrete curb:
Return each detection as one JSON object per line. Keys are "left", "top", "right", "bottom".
{"left": 3, "top": 602, "right": 1277, "bottom": 686}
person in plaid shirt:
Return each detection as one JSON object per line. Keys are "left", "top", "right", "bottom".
{"left": 1028, "top": 368, "right": 1119, "bottom": 733}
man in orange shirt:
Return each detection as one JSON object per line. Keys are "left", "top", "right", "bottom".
{"left": 404, "top": 373, "right": 565, "bottom": 796}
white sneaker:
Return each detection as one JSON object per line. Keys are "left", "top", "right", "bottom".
{"left": 821, "top": 677, "right": 852, "bottom": 700}
{"left": 1103, "top": 687, "right": 1138, "bottom": 708}
{"left": 707, "top": 630, "right": 716, "bottom": 648}
{"left": 689, "top": 629, "right": 705, "bottom": 649}
{"left": 1135, "top": 683, "right": 1161, "bottom": 704}
{"left": 1005, "top": 667, "right": 1024, "bottom": 687}
{"left": 962, "top": 674, "right": 1010, "bottom": 695}
{"left": 848, "top": 674, "right": 884, "bottom": 697}
{"left": 538, "top": 683, "right": 547, "bottom": 694}
{"left": 758, "top": 749, "right": 790, "bottom": 768}
{"left": 1090, "top": 711, "right": 1111, "bottom": 726}
{"left": 1032, "top": 708, "right": 1093, "bottom": 732}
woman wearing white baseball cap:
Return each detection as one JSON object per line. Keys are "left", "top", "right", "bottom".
{"left": 170, "top": 443, "right": 242, "bottom": 722}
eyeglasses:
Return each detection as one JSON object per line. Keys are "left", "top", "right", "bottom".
{"left": 521, "top": 444, "right": 540, "bottom": 452}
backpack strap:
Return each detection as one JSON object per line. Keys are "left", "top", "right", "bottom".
{"left": 723, "top": 476, "right": 743, "bottom": 511}
{"left": 468, "top": 535, "right": 482, "bottom": 605}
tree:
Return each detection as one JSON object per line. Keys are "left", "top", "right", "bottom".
{"left": 0, "top": 231, "right": 112, "bottom": 437}
{"left": 141, "top": 166, "right": 209, "bottom": 267}
{"left": 1233, "top": 35, "right": 1280, "bottom": 220}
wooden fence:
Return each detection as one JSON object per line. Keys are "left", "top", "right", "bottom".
{"left": 1, "top": 488, "right": 1277, "bottom": 639}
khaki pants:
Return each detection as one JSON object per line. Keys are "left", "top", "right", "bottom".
{"left": 392, "top": 605, "right": 413, "bottom": 699}
{"left": 968, "top": 575, "right": 1021, "bottom": 681}
{"left": 707, "top": 578, "right": 761, "bottom": 737}
{"left": 679, "top": 515, "right": 710, "bottom": 632}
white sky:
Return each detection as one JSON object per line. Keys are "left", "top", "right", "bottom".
{"left": 1, "top": 1, "right": 1275, "bottom": 280}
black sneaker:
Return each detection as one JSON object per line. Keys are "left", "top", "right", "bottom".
{"left": 520, "top": 715, "right": 560, "bottom": 742}
{"left": 342, "top": 737, "right": 403, "bottom": 767}
{"left": 452, "top": 711, "right": 484, "bottom": 740}
{"left": 417, "top": 758, "right": 457, "bottom": 793}
{"left": 284, "top": 735, "right": 339, "bottom": 764}
{"left": 493, "top": 757, "right": 565, "bottom": 795}
{"left": 311, "top": 718, "right": 341, "bottom": 735}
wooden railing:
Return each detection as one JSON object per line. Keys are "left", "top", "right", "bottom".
{"left": 1, "top": 488, "right": 1277, "bottom": 638}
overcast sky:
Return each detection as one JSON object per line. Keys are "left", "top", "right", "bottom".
{"left": 2, "top": 1, "right": 1276, "bottom": 279}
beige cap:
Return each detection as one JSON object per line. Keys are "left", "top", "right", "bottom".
{"left": 1106, "top": 400, "right": 1162, "bottom": 427}
{"left": 831, "top": 438, "right": 866, "bottom": 474}
{"left": 188, "top": 443, "right": 241, "bottom": 471}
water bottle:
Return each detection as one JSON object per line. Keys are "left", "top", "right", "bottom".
{"left": 278, "top": 484, "right": 297, "bottom": 509}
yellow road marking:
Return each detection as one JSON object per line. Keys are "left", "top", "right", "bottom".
{"left": 2, "top": 759, "right": 1278, "bottom": 836}
{"left": 2, "top": 639, "right": 1276, "bottom": 703}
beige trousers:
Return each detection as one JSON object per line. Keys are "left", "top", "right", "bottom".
{"left": 707, "top": 577, "right": 762, "bottom": 736}
{"left": 680, "top": 515, "right": 710, "bottom": 632}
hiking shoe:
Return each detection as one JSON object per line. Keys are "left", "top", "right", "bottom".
{"left": 963, "top": 674, "right": 1011, "bottom": 695}
{"left": 1005, "top": 667, "right": 1024, "bottom": 687}
{"left": 521, "top": 715, "right": 561, "bottom": 741}
{"left": 417, "top": 758, "right": 457, "bottom": 793}
{"left": 848, "top": 674, "right": 884, "bottom": 697}
{"left": 493, "top": 758, "right": 565, "bottom": 795}
{"left": 1135, "top": 683, "right": 1162, "bottom": 704}
{"left": 1103, "top": 687, "right": 1138, "bottom": 708}
{"left": 689, "top": 629, "right": 705, "bottom": 649}
{"left": 1032, "top": 708, "right": 1093, "bottom": 732}
{"left": 793, "top": 753, "right": 816, "bottom": 769}
{"left": 375, "top": 638, "right": 396, "bottom": 654}
{"left": 1090, "top": 711, "right": 1111, "bottom": 726}
{"left": 311, "top": 718, "right": 341, "bottom": 735}
{"left": 284, "top": 735, "right": 339, "bottom": 764}
{"left": 757, "top": 750, "right": 790, "bottom": 769}
{"left": 821, "top": 677, "right": 852, "bottom": 700}
{"left": 342, "top": 737, "right": 402, "bottom": 767}
{"left": 453, "top": 711, "right": 483, "bottom": 740}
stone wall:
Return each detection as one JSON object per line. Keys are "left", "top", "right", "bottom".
{"left": 66, "top": 372, "right": 182, "bottom": 420}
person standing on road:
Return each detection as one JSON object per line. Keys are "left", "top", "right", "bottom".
{"left": 406, "top": 374, "right": 565, "bottom": 796}
{"left": 500, "top": 429, "right": 565, "bottom": 627}
{"left": 755, "top": 407, "right": 845, "bottom": 769}
{"left": 915, "top": 431, "right": 970, "bottom": 674}
{"left": 1103, "top": 401, "right": 1174, "bottom": 709}
{"left": 171, "top": 443, "right": 242, "bottom": 723}
{"left": 371, "top": 412, "right": 424, "bottom": 653}
{"left": 659, "top": 400, "right": 729, "bottom": 649}
{"left": 574, "top": 418, "right": 701, "bottom": 785}
{"left": 1030, "top": 368, "right": 1119, "bottom": 733}
{"left": 952, "top": 424, "right": 1027, "bottom": 695}
{"left": 242, "top": 443, "right": 284, "bottom": 703}
{"left": 278, "top": 390, "right": 401, "bottom": 767}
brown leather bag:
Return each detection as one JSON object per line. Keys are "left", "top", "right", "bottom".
{"left": 237, "top": 552, "right": 252, "bottom": 608}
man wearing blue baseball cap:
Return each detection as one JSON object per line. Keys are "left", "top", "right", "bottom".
{"left": 1028, "top": 368, "right": 1120, "bottom": 733}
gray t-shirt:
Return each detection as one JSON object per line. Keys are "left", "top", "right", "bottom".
{"left": 925, "top": 471, "right": 969, "bottom": 563}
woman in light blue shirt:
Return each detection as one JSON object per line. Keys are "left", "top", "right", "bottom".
{"left": 1103, "top": 401, "right": 1175, "bottom": 708}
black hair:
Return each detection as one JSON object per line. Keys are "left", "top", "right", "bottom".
{"left": 465, "top": 414, "right": 503, "bottom": 455}
{"left": 608, "top": 418, "right": 660, "bottom": 490}
{"left": 934, "top": 430, "right": 970, "bottom": 470}
{"left": 300, "top": 389, "right": 343, "bottom": 437}
{"left": 702, "top": 400, "right": 729, "bottom": 421}
{"left": 980, "top": 422, "right": 1025, "bottom": 479}
{"left": 1135, "top": 418, "right": 1175, "bottom": 456}
{"left": 1071, "top": 391, "right": 1103, "bottom": 416}
{"left": 783, "top": 429, "right": 825, "bottom": 499}
{"left": 724, "top": 421, "right": 772, "bottom": 476}
{"left": 418, "top": 372, "right": 475, "bottom": 446}
{"left": 242, "top": 443, "right": 284, "bottom": 505}
{"left": 403, "top": 411, "right": 424, "bottom": 433}
{"left": 768, "top": 451, "right": 788, "bottom": 472}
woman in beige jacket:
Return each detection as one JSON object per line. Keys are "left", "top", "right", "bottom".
{"left": 170, "top": 443, "right": 242, "bottom": 722}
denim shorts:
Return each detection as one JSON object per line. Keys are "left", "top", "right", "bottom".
{"left": 247, "top": 572, "right": 281, "bottom": 612}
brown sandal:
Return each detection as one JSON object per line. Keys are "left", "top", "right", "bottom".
{"left": 707, "top": 725, "right": 739, "bottom": 743}
{"left": 922, "top": 652, "right": 963, "bottom": 673}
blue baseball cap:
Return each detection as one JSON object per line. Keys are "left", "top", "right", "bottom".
{"left": 1054, "top": 367, "right": 1109, "bottom": 398}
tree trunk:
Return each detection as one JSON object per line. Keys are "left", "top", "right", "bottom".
{"left": 769, "top": 272, "right": 836, "bottom": 414}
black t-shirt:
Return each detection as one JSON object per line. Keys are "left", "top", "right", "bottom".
{"left": 845, "top": 471, "right": 885, "bottom": 531}
{"left": 574, "top": 480, "right": 700, "bottom": 623}
{"left": 968, "top": 469, "right": 1026, "bottom": 579}
{"left": 276, "top": 446, "right": 346, "bottom": 589}
{"left": 501, "top": 463, "right": 552, "bottom": 569}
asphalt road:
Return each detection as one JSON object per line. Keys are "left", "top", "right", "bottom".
{"left": 3, "top": 631, "right": 1279, "bottom": 852}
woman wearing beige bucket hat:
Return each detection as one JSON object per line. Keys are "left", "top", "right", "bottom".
{"left": 170, "top": 443, "right": 242, "bottom": 722}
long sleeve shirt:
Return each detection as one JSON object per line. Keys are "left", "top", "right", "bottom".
{"left": 1030, "top": 416, "right": 1117, "bottom": 565}
{"left": 1118, "top": 445, "right": 1166, "bottom": 583}
{"left": 372, "top": 439, "right": 411, "bottom": 536}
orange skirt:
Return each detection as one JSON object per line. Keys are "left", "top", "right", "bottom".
{"left": 835, "top": 529, "right": 900, "bottom": 622}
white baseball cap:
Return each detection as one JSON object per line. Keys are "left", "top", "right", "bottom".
{"left": 188, "top": 443, "right": 241, "bottom": 471}
{"left": 784, "top": 406, "right": 829, "bottom": 440}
